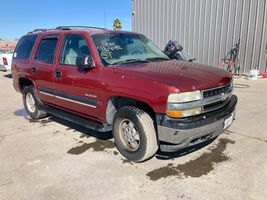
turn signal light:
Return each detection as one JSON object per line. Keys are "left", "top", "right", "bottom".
{"left": 166, "top": 107, "right": 202, "bottom": 118}
{"left": 166, "top": 109, "right": 182, "bottom": 118}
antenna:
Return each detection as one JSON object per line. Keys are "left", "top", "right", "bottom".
{"left": 104, "top": 9, "right": 107, "bottom": 29}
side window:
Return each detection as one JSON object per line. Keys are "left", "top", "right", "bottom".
{"left": 35, "top": 37, "right": 58, "bottom": 64}
{"left": 13, "top": 35, "right": 37, "bottom": 59}
{"left": 60, "top": 35, "right": 91, "bottom": 65}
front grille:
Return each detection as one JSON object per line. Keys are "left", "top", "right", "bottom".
{"left": 204, "top": 100, "right": 224, "bottom": 110}
{"left": 203, "top": 99, "right": 229, "bottom": 112}
{"left": 203, "top": 83, "right": 232, "bottom": 99}
{"left": 201, "top": 82, "right": 233, "bottom": 113}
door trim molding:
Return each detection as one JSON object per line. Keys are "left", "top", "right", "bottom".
{"left": 39, "top": 87, "right": 97, "bottom": 108}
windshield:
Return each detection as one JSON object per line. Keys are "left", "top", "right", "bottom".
{"left": 91, "top": 33, "right": 169, "bottom": 66}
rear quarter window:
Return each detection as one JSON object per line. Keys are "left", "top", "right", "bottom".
{"left": 13, "top": 35, "right": 37, "bottom": 59}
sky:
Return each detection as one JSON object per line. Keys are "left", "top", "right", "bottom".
{"left": 0, "top": 0, "right": 132, "bottom": 40}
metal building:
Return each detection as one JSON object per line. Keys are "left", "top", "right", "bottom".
{"left": 132, "top": 0, "right": 267, "bottom": 73}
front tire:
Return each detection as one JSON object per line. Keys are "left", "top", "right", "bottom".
{"left": 22, "top": 86, "right": 47, "bottom": 119}
{"left": 113, "top": 106, "right": 158, "bottom": 162}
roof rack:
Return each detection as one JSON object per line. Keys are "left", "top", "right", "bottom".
{"left": 56, "top": 26, "right": 106, "bottom": 30}
{"left": 28, "top": 26, "right": 106, "bottom": 34}
{"left": 28, "top": 28, "right": 56, "bottom": 34}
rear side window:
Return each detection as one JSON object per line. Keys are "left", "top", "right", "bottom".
{"left": 14, "top": 35, "right": 37, "bottom": 59}
{"left": 35, "top": 37, "right": 58, "bottom": 64}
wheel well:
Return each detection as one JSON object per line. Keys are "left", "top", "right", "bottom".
{"left": 106, "top": 96, "right": 155, "bottom": 125}
{"left": 19, "top": 78, "right": 33, "bottom": 91}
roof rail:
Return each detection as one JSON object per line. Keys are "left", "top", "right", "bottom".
{"left": 56, "top": 26, "right": 106, "bottom": 30}
{"left": 28, "top": 26, "right": 106, "bottom": 34}
{"left": 28, "top": 28, "right": 56, "bottom": 34}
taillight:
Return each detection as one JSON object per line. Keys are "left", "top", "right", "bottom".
{"left": 3, "top": 57, "right": 8, "bottom": 65}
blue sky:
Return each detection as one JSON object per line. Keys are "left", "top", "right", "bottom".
{"left": 0, "top": 0, "right": 132, "bottom": 40}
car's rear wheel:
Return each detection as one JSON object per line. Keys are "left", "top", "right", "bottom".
{"left": 23, "top": 86, "right": 47, "bottom": 119}
{"left": 113, "top": 106, "right": 158, "bottom": 162}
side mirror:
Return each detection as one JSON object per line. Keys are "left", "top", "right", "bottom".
{"left": 77, "top": 55, "right": 95, "bottom": 71}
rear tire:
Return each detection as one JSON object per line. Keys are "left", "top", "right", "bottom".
{"left": 113, "top": 106, "right": 158, "bottom": 162}
{"left": 22, "top": 86, "right": 47, "bottom": 119}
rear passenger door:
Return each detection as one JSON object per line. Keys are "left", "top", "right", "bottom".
{"left": 32, "top": 35, "right": 59, "bottom": 104}
{"left": 53, "top": 34, "right": 100, "bottom": 119}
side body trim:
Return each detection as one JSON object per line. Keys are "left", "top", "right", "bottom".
{"left": 39, "top": 87, "right": 97, "bottom": 108}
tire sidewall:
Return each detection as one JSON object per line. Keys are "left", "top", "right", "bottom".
{"left": 113, "top": 108, "right": 151, "bottom": 162}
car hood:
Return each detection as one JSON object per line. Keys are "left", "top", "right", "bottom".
{"left": 113, "top": 60, "right": 232, "bottom": 92}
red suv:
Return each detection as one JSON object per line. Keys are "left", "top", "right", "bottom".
{"left": 12, "top": 26, "right": 237, "bottom": 162}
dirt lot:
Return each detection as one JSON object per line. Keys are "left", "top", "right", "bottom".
{"left": 0, "top": 72, "right": 267, "bottom": 200}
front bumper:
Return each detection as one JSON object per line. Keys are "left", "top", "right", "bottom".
{"left": 156, "top": 95, "right": 237, "bottom": 152}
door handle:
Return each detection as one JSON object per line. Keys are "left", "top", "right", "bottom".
{"left": 31, "top": 67, "right": 37, "bottom": 73}
{"left": 55, "top": 71, "right": 62, "bottom": 78}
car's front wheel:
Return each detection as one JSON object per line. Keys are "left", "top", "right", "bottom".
{"left": 22, "top": 86, "right": 47, "bottom": 119}
{"left": 113, "top": 106, "right": 158, "bottom": 162}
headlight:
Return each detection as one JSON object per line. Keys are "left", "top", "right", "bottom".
{"left": 166, "top": 91, "right": 202, "bottom": 118}
{"left": 166, "top": 107, "right": 202, "bottom": 118}
{"left": 167, "top": 90, "right": 202, "bottom": 103}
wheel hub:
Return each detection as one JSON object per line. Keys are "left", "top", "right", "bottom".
{"left": 26, "top": 93, "right": 36, "bottom": 113}
{"left": 119, "top": 119, "right": 140, "bottom": 151}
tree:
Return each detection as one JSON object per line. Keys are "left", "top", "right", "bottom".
{"left": 113, "top": 18, "right": 122, "bottom": 30}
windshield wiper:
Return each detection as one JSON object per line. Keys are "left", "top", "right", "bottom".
{"left": 111, "top": 59, "right": 149, "bottom": 66}
{"left": 145, "top": 57, "right": 170, "bottom": 62}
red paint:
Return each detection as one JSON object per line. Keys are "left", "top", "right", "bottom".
{"left": 0, "top": 46, "right": 16, "bottom": 49}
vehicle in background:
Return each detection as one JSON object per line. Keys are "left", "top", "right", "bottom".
{"left": 0, "top": 52, "right": 13, "bottom": 72}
